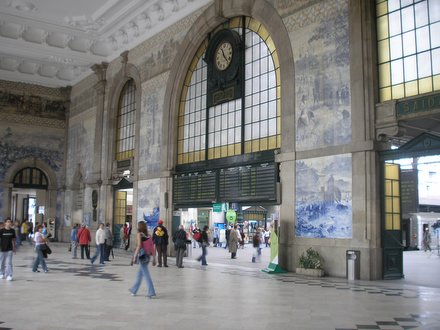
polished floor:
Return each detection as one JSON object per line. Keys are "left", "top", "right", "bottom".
{"left": 1, "top": 242, "right": 440, "bottom": 330}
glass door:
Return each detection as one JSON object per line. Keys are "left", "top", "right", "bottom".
{"left": 382, "top": 163, "right": 403, "bottom": 279}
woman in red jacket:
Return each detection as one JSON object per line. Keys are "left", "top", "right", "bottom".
{"left": 77, "top": 224, "right": 91, "bottom": 259}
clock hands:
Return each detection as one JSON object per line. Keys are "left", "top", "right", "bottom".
{"left": 221, "top": 48, "right": 229, "bottom": 62}
{"left": 215, "top": 41, "right": 232, "bottom": 71}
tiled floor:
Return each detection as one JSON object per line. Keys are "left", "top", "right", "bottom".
{"left": 1, "top": 243, "right": 439, "bottom": 330}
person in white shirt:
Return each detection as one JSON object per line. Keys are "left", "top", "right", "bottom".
{"left": 91, "top": 223, "right": 106, "bottom": 265}
{"left": 264, "top": 229, "right": 271, "bottom": 247}
{"left": 32, "top": 224, "right": 49, "bottom": 273}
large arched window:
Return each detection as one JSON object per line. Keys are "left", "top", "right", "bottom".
{"left": 115, "top": 79, "right": 136, "bottom": 161}
{"left": 376, "top": 0, "right": 440, "bottom": 101}
{"left": 177, "top": 17, "right": 280, "bottom": 164}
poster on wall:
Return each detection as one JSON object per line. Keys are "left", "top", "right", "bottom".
{"left": 138, "top": 179, "right": 160, "bottom": 229}
{"left": 295, "top": 154, "right": 352, "bottom": 239}
{"left": 84, "top": 213, "right": 92, "bottom": 227}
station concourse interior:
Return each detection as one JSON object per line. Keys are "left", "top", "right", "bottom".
{"left": 1, "top": 1, "right": 440, "bottom": 328}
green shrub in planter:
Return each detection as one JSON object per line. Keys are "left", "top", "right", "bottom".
{"left": 299, "top": 247, "right": 323, "bottom": 270}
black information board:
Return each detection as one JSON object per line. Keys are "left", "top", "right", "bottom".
{"left": 218, "top": 163, "right": 277, "bottom": 202}
{"left": 173, "top": 171, "right": 217, "bottom": 205}
{"left": 173, "top": 162, "right": 278, "bottom": 206}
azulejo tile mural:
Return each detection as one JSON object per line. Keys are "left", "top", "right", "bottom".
{"left": 295, "top": 154, "right": 352, "bottom": 239}
{"left": 0, "top": 126, "right": 63, "bottom": 180}
{"left": 288, "top": 0, "right": 351, "bottom": 151}
{"left": 0, "top": 125, "right": 64, "bottom": 220}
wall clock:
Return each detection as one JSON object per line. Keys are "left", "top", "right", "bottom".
{"left": 215, "top": 41, "right": 233, "bottom": 71}
{"left": 205, "top": 29, "right": 243, "bottom": 108}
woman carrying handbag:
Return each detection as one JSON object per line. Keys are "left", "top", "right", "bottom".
{"left": 32, "top": 224, "right": 49, "bottom": 273}
{"left": 128, "top": 221, "right": 156, "bottom": 298}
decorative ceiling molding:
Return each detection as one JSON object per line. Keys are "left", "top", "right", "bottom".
{"left": 0, "top": 0, "right": 211, "bottom": 88}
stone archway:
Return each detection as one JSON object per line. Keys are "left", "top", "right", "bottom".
{"left": 161, "top": 0, "right": 295, "bottom": 269}
{"left": 3, "top": 158, "right": 58, "bottom": 232}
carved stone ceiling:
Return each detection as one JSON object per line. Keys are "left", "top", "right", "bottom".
{"left": 0, "top": 0, "right": 211, "bottom": 88}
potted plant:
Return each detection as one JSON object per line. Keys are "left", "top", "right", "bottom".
{"left": 296, "top": 247, "right": 325, "bottom": 277}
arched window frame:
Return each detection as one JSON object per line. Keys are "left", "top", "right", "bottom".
{"left": 13, "top": 167, "right": 48, "bottom": 189}
{"left": 177, "top": 17, "right": 281, "bottom": 165}
{"left": 115, "top": 79, "right": 136, "bottom": 161}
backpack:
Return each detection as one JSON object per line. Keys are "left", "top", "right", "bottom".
{"left": 193, "top": 230, "right": 202, "bottom": 242}
{"left": 137, "top": 235, "right": 154, "bottom": 264}
{"left": 142, "top": 236, "right": 154, "bottom": 255}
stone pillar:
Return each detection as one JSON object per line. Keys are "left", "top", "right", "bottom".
{"left": 90, "top": 63, "right": 108, "bottom": 225}
{"left": 91, "top": 62, "right": 108, "bottom": 185}
{"left": 0, "top": 183, "right": 13, "bottom": 221}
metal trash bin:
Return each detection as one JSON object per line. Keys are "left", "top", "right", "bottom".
{"left": 346, "top": 250, "right": 360, "bottom": 280}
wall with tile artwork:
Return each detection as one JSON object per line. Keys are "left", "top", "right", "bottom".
{"left": 0, "top": 81, "right": 67, "bottom": 222}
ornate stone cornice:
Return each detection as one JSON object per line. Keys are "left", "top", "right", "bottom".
{"left": 0, "top": 112, "right": 66, "bottom": 128}
{"left": 0, "top": 79, "right": 70, "bottom": 99}
{"left": 375, "top": 100, "right": 405, "bottom": 142}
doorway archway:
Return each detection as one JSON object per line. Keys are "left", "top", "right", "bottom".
{"left": 3, "top": 158, "right": 58, "bottom": 237}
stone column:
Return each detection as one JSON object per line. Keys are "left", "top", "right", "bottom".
{"left": 91, "top": 62, "right": 108, "bottom": 185}
{"left": 90, "top": 63, "right": 108, "bottom": 226}
{"left": 0, "top": 183, "right": 13, "bottom": 221}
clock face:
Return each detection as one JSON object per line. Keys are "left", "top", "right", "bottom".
{"left": 215, "top": 41, "right": 233, "bottom": 71}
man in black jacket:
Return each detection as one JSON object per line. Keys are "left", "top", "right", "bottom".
{"left": 172, "top": 225, "right": 187, "bottom": 268}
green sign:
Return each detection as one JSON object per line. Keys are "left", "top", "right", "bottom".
{"left": 396, "top": 93, "right": 440, "bottom": 117}
{"left": 226, "top": 209, "right": 237, "bottom": 223}
{"left": 213, "top": 203, "right": 223, "bottom": 212}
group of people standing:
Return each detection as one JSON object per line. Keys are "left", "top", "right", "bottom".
{"left": 70, "top": 222, "right": 114, "bottom": 263}
{"left": 189, "top": 224, "right": 269, "bottom": 264}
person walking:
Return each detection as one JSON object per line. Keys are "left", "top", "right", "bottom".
{"left": 173, "top": 225, "right": 187, "bottom": 268}
{"left": 32, "top": 224, "right": 49, "bottom": 273}
{"left": 14, "top": 220, "right": 21, "bottom": 247}
{"left": 77, "top": 223, "right": 91, "bottom": 259}
{"left": 423, "top": 228, "right": 432, "bottom": 252}
{"left": 70, "top": 224, "right": 79, "bottom": 259}
{"left": 129, "top": 221, "right": 156, "bottom": 298}
{"left": 120, "top": 224, "right": 127, "bottom": 249}
{"left": 124, "top": 222, "right": 132, "bottom": 251}
{"left": 252, "top": 228, "right": 262, "bottom": 263}
{"left": 229, "top": 224, "right": 240, "bottom": 259}
{"left": 0, "top": 218, "right": 17, "bottom": 281}
{"left": 20, "top": 220, "right": 28, "bottom": 243}
{"left": 26, "top": 219, "right": 33, "bottom": 245}
{"left": 42, "top": 222, "right": 48, "bottom": 237}
{"left": 239, "top": 227, "right": 245, "bottom": 249}
{"left": 264, "top": 228, "right": 271, "bottom": 247}
{"left": 91, "top": 223, "right": 106, "bottom": 265}
{"left": 191, "top": 225, "right": 201, "bottom": 248}
{"left": 196, "top": 225, "right": 209, "bottom": 266}
{"left": 213, "top": 227, "right": 219, "bottom": 247}
{"left": 104, "top": 223, "right": 113, "bottom": 261}
{"left": 152, "top": 219, "right": 169, "bottom": 267}
{"left": 224, "top": 225, "right": 231, "bottom": 249}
